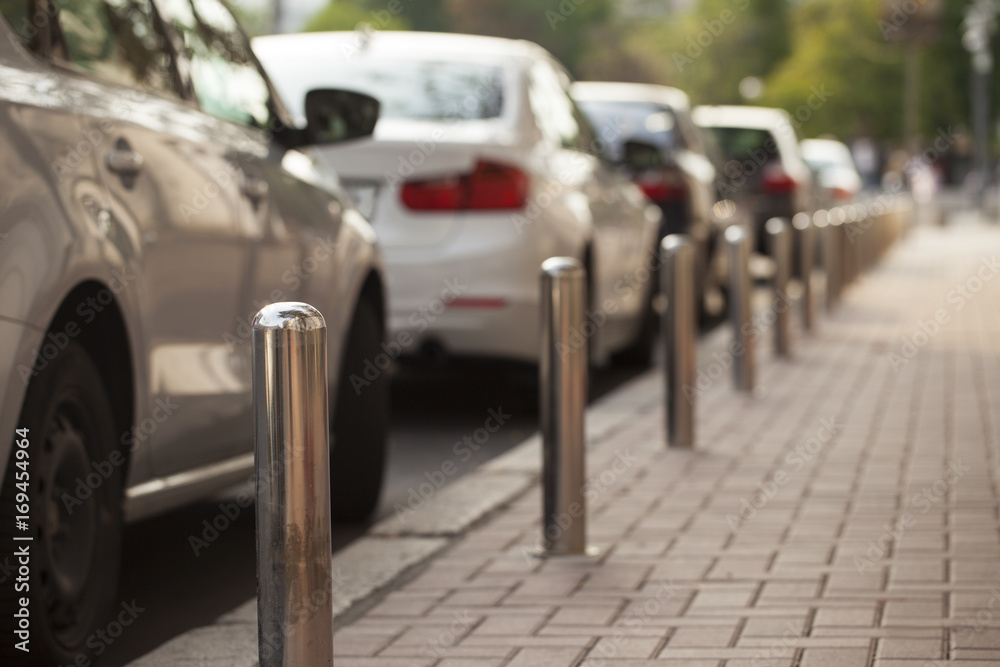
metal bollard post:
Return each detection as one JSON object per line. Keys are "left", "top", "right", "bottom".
{"left": 540, "top": 258, "right": 588, "bottom": 555}
{"left": 816, "top": 210, "right": 838, "bottom": 311}
{"left": 253, "top": 303, "right": 334, "bottom": 667}
{"left": 662, "top": 235, "right": 696, "bottom": 448}
{"left": 792, "top": 213, "right": 815, "bottom": 332}
{"left": 766, "top": 218, "right": 792, "bottom": 357}
{"left": 725, "top": 225, "right": 754, "bottom": 392}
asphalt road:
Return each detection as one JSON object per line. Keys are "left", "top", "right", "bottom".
{"left": 101, "top": 357, "right": 649, "bottom": 666}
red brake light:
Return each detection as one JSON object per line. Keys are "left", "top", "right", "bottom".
{"left": 761, "top": 163, "right": 797, "bottom": 195}
{"left": 401, "top": 160, "right": 529, "bottom": 212}
{"left": 635, "top": 168, "right": 688, "bottom": 203}
{"left": 400, "top": 175, "right": 464, "bottom": 210}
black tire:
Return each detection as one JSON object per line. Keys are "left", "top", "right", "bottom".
{"left": 0, "top": 343, "right": 122, "bottom": 666}
{"left": 329, "top": 299, "right": 387, "bottom": 522}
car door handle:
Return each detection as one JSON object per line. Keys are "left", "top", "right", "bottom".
{"left": 242, "top": 177, "right": 269, "bottom": 203}
{"left": 106, "top": 149, "right": 144, "bottom": 176}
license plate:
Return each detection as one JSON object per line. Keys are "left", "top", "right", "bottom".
{"left": 343, "top": 182, "right": 379, "bottom": 221}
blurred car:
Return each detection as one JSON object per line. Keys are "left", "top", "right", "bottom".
{"left": 801, "top": 137, "right": 864, "bottom": 206}
{"left": 0, "top": 1, "right": 389, "bottom": 662}
{"left": 693, "top": 105, "right": 815, "bottom": 253}
{"left": 571, "top": 81, "right": 736, "bottom": 313}
{"left": 254, "top": 31, "right": 663, "bottom": 367}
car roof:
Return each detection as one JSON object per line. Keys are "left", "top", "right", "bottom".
{"left": 571, "top": 81, "right": 691, "bottom": 112}
{"left": 253, "top": 30, "right": 549, "bottom": 64}
{"left": 692, "top": 105, "right": 792, "bottom": 130}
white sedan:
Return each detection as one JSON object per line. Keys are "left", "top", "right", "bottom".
{"left": 254, "top": 31, "right": 662, "bottom": 366}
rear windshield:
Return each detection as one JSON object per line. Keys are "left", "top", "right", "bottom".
{"left": 267, "top": 57, "right": 505, "bottom": 122}
{"left": 708, "top": 126, "right": 779, "bottom": 163}
{"left": 576, "top": 100, "right": 677, "bottom": 161}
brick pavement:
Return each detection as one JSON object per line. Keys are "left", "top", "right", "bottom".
{"left": 332, "top": 217, "right": 1000, "bottom": 666}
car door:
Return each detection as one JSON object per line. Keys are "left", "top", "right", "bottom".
{"left": 527, "top": 59, "right": 648, "bottom": 332}
{"left": 47, "top": 0, "right": 253, "bottom": 475}
{"left": 156, "top": 0, "right": 351, "bottom": 462}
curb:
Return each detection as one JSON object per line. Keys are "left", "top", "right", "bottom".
{"left": 126, "top": 297, "right": 776, "bottom": 666}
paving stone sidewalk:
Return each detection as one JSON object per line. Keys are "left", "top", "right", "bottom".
{"left": 332, "top": 218, "right": 1000, "bottom": 667}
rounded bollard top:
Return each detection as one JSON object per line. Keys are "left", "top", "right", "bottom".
{"left": 661, "top": 234, "right": 693, "bottom": 253}
{"left": 765, "top": 218, "right": 788, "bottom": 236}
{"left": 253, "top": 302, "right": 327, "bottom": 332}
{"left": 792, "top": 212, "right": 812, "bottom": 231}
{"left": 723, "top": 224, "right": 748, "bottom": 244}
{"left": 541, "top": 256, "right": 585, "bottom": 278}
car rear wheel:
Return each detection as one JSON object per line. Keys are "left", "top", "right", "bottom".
{"left": 0, "top": 343, "right": 122, "bottom": 666}
{"left": 329, "top": 299, "right": 387, "bottom": 522}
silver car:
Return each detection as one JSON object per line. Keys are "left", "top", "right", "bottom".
{"left": 0, "top": 0, "right": 388, "bottom": 663}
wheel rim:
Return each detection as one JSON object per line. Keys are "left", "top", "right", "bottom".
{"left": 37, "top": 395, "right": 101, "bottom": 647}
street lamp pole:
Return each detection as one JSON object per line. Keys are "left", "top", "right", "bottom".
{"left": 964, "top": 0, "right": 997, "bottom": 211}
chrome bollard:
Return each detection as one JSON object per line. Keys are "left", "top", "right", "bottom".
{"left": 766, "top": 218, "right": 792, "bottom": 357}
{"left": 815, "top": 210, "right": 837, "bottom": 311}
{"left": 792, "top": 212, "right": 815, "bottom": 332}
{"left": 662, "top": 235, "right": 696, "bottom": 448}
{"left": 253, "top": 303, "right": 334, "bottom": 667}
{"left": 540, "top": 258, "right": 588, "bottom": 555}
{"left": 725, "top": 226, "right": 754, "bottom": 392}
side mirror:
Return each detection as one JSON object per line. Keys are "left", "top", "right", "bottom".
{"left": 304, "top": 89, "right": 380, "bottom": 144}
{"left": 621, "top": 140, "right": 665, "bottom": 172}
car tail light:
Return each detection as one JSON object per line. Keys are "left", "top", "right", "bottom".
{"left": 635, "top": 167, "right": 688, "bottom": 203}
{"left": 831, "top": 186, "right": 853, "bottom": 202}
{"left": 401, "top": 160, "right": 529, "bottom": 211}
{"left": 761, "top": 163, "right": 797, "bottom": 195}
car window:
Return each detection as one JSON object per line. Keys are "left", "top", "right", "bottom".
{"left": 709, "top": 126, "right": 780, "bottom": 163}
{"left": 157, "top": 0, "right": 272, "bottom": 129}
{"left": 261, "top": 55, "right": 504, "bottom": 123}
{"left": 576, "top": 100, "right": 680, "bottom": 161}
{"left": 48, "top": 0, "right": 177, "bottom": 95}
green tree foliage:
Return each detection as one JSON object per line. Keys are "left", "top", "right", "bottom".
{"left": 760, "top": 0, "right": 903, "bottom": 140}
{"left": 444, "top": 0, "right": 615, "bottom": 73}
{"left": 302, "top": 0, "right": 409, "bottom": 32}
{"left": 626, "top": 0, "right": 790, "bottom": 104}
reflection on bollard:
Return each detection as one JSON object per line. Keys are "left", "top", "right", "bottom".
{"left": 792, "top": 212, "right": 815, "bottom": 332}
{"left": 766, "top": 218, "right": 792, "bottom": 357}
{"left": 540, "top": 258, "right": 588, "bottom": 555}
{"left": 725, "top": 225, "right": 754, "bottom": 393}
{"left": 253, "top": 303, "right": 334, "bottom": 667}
{"left": 662, "top": 235, "right": 696, "bottom": 448}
